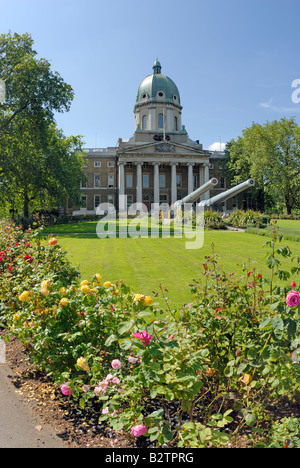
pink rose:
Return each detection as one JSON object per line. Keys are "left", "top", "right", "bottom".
{"left": 130, "top": 424, "right": 148, "bottom": 437}
{"left": 291, "top": 281, "right": 297, "bottom": 288}
{"left": 132, "top": 330, "right": 153, "bottom": 346}
{"left": 286, "top": 290, "right": 300, "bottom": 307}
{"left": 60, "top": 383, "right": 73, "bottom": 396}
{"left": 128, "top": 356, "right": 138, "bottom": 364}
{"left": 111, "top": 359, "right": 122, "bottom": 370}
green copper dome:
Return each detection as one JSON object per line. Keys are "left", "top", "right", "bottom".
{"left": 135, "top": 59, "right": 181, "bottom": 107}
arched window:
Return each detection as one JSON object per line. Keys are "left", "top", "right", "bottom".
{"left": 142, "top": 115, "right": 147, "bottom": 130}
{"left": 174, "top": 116, "right": 178, "bottom": 131}
{"left": 158, "top": 113, "right": 164, "bottom": 129}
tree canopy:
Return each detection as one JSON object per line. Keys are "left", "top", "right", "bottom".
{"left": 0, "top": 32, "right": 85, "bottom": 217}
{"left": 221, "top": 117, "right": 300, "bottom": 214}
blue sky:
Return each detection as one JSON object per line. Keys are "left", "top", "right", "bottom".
{"left": 1, "top": 0, "right": 300, "bottom": 150}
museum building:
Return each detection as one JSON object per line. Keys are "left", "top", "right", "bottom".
{"left": 73, "top": 60, "right": 238, "bottom": 214}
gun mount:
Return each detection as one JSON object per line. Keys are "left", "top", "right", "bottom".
{"left": 198, "top": 179, "right": 255, "bottom": 209}
{"left": 173, "top": 178, "right": 218, "bottom": 209}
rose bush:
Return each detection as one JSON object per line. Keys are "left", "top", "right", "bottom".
{"left": 0, "top": 219, "right": 299, "bottom": 448}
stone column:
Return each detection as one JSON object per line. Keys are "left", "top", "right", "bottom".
{"left": 118, "top": 161, "right": 126, "bottom": 212}
{"left": 187, "top": 163, "right": 194, "bottom": 194}
{"left": 135, "top": 162, "right": 143, "bottom": 205}
{"left": 170, "top": 162, "right": 177, "bottom": 204}
{"left": 153, "top": 162, "right": 160, "bottom": 206}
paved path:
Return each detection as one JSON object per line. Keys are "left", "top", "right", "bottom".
{"left": 0, "top": 363, "right": 68, "bottom": 448}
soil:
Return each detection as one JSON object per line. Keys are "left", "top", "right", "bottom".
{"left": 0, "top": 329, "right": 134, "bottom": 449}
{"left": 1, "top": 328, "right": 299, "bottom": 449}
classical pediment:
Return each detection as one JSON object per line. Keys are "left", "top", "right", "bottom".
{"left": 118, "top": 140, "right": 209, "bottom": 161}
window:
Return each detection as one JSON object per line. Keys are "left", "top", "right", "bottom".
{"left": 108, "top": 195, "right": 114, "bottom": 205}
{"left": 176, "top": 174, "right": 182, "bottom": 188}
{"left": 158, "top": 113, "right": 164, "bottom": 129}
{"left": 220, "top": 177, "right": 226, "bottom": 189}
{"left": 94, "top": 176, "right": 101, "bottom": 188}
{"left": 142, "top": 115, "right": 147, "bottom": 130}
{"left": 143, "top": 174, "right": 149, "bottom": 188}
{"left": 126, "top": 174, "right": 133, "bottom": 188}
{"left": 159, "top": 174, "right": 165, "bottom": 188}
{"left": 107, "top": 161, "right": 115, "bottom": 168}
{"left": 94, "top": 195, "right": 101, "bottom": 209}
{"left": 193, "top": 175, "right": 198, "bottom": 189}
{"left": 83, "top": 162, "right": 88, "bottom": 168}
{"left": 94, "top": 161, "right": 101, "bottom": 168}
{"left": 108, "top": 175, "right": 114, "bottom": 188}
{"left": 127, "top": 162, "right": 132, "bottom": 169}
{"left": 81, "top": 179, "right": 87, "bottom": 189}
{"left": 81, "top": 196, "right": 87, "bottom": 208}
{"left": 174, "top": 116, "right": 178, "bottom": 131}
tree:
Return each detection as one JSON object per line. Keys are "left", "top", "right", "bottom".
{"left": 0, "top": 32, "right": 73, "bottom": 134}
{"left": 221, "top": 118, "right": 300, "bottom": 214}
{"left": 0, "top": 117, "right": 84, "bottom": 217}
{"left": 0, "top": 32, "right": 85, "bottom": 217}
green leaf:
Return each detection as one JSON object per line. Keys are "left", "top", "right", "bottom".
{"left": 148, "top": 409, "right": 164, "bottom": 419}
{"left": 117, "top": 320, "right": 134, "bottom": 335}
{"left": 118, "top": 338, "right": 132, "bottom": 350}
{"left": 104, "top": 334, "right": 118, "bottom": 346}
{"left": 245, "top": 413, "right": 256, "bottom": 427}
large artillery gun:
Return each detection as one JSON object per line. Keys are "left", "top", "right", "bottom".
{"left": 172, "top": 178, "right": 218, "bottom": 210}
{"left": 198, "top": 179, "right": 255, "bottom": 210}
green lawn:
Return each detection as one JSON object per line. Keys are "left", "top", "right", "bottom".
{"left": 53, "top": 230, "right": 300, "bottom": 309}
{"left": 247, "top": 219, "right": 300, "bottom": 242}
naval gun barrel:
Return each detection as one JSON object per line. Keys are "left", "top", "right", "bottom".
{"left": 173, "top": 178, "right": 218, "bottom": 209}
{"left": 199, "top": 179, "right": 255, "bottom": 207}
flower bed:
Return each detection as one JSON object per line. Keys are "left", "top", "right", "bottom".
{"left": 0, "top": 219, "right": 299, "bottom": 448}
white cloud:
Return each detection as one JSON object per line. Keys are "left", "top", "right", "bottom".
{"left": 259, "top": 97, "right": 300, "bottom": 113}
{"left": 208, "top": 142, "right": 226, "bottom": 152}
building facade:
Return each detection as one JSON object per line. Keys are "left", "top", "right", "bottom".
{"left": 73, "top": 60, "right": 241, "bottom": 215}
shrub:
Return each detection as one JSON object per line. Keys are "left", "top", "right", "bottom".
{"left": 226, "top": 210, "right": 270, "bottom": 228}
{"left": 0, "top": 219, "right": 300, "bottom": 448}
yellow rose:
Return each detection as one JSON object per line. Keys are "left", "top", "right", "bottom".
{"left": 60, "top": 287, "right": 66, "bottom": 296}
{"left": 104, "top": 281, "right": 112, "bottom": 288}
{"left": 60, "top": 298, "right": 69, "bottom": 307}
{"left": 41, "top": 280, "right": 51, "bottom": 290}
{"left": 95, "top": 274, "right": 102, "bottom": 283}
{"left": 240, "top": 374, "right": 252, "bottom": 386}
{"left": 19, "top": 291, "right": 30, "bottom": 302}
{"left": 76, "top": 357, "right": 90, "bottom": 372}
{"left": 81, "top": 280, "right": 89, "bottom": 286}
{"left": 41, "top": 288, "right": 50, "bottom": 297}
{"left": 81, "top": 285, "right": 90, "bottom": 294}
{"left": 133, "top": 293, "right": 145, "bottom": 303}
{"left": 144, "top": 296, "right": 152, "bottom": 306}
